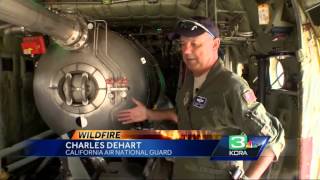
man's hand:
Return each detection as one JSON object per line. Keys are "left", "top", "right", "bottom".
{"left": 117, "top": 98, "right": 148, "bottom": 124}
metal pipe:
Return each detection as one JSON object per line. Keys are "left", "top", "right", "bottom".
{"left": 0, "top": 130, "right": 55, "bottom": 158}
{"left": 217, "top": 9, "right": 247, "bottom": 13}
{"left": 305, "top": 2, "right": 320, "bottom": 12}
{"left": 0, "top": 0, "right": 87, "bottom": 49}
{"left": 35, "top": 158, "right": 52, "bottom": 174}
{"left": 0, "top": 0, "right": 74, "bottom": 41}
{"left": 3, "top": 26, "right": 26, "bottom": 35}
{"left": 0, "top": 24, "right": 11, "bottom": 30}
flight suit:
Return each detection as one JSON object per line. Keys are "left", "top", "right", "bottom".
{"left": 173, "top": 60, "right": 285, "bottom": 179}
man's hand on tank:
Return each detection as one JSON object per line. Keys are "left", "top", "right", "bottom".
{"left": 117, "top": 98, "right": 148, "bottom": 124}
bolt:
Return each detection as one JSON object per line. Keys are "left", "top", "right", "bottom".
{"left": 120, "top": 91, "right": 127, "bottom": 98}
{"left": 108, "top": 93, "right": 114, "bottom": 99}
{"left": 87, "top": 23, "right": 94, "bottom": 30}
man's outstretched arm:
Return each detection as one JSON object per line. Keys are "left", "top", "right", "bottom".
{"left": 244, "top": 148, "right": 275, "bottom": 179}
{"left": 117, "top": 98, "right": 178, "bottom": 124}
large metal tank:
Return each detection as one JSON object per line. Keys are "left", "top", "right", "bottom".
{"left": 34, "top": 27, "right": 161, "bottom": 134}
{"left": 0, "top": 0, "right": 162, "bottom": 135}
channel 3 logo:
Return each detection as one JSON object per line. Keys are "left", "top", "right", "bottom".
{"left": 229, "top": 135, "right": 257, "bottom": 150}
{"left": 229, "top": 135, "right": 247, "bottom": 150}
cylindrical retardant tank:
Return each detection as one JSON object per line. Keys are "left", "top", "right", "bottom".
{"left": 34, "top": 27, "right": 161, "bottom": 135}
{"left": 0, "top": 0, "right": 162, "bottom": 135}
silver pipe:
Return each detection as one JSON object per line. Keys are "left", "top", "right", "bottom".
{"left": 35, "top": 158, "right": 52, "bottom": 174}
{"left": 0, "top": 24, "right": 12, "bottom": 30}
{"left": 217, "top": 9, "right": 247, "bottom": 14}
{"left": 3, "top": 26, "right": 26, "bottom": 35}
{"left": 0, "top": 130, "right": 55, "bottom": 158}
{"left": 0, "top": 0, "right": 87, "bottom": 49}
{"left": 305, "top": 2, "right": 320, "bottom": 12}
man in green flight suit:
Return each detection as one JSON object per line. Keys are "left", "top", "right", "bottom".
{"left": 118, "top": 16, "right": 285, "bottom": 179}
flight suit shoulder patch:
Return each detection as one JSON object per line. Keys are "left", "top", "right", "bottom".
{"left": 242, "top": 89, "right": 257, "bottom": 105}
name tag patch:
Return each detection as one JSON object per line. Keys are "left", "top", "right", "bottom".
{"left": 192, "top": 96, "right": 207, "bottom": 109}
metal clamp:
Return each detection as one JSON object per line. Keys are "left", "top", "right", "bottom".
{"left": 63, "top": 73, "right": 73, "bottom": 105}
{"left": 229, "top": 166, "right": 244, "bottom": 180}
{"left": 81, "top": 73, "right": 89, "bottom": 105}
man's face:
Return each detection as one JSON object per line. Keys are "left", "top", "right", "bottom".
{"left": 180, "top": 33, "right": 220, "bottom": 76}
